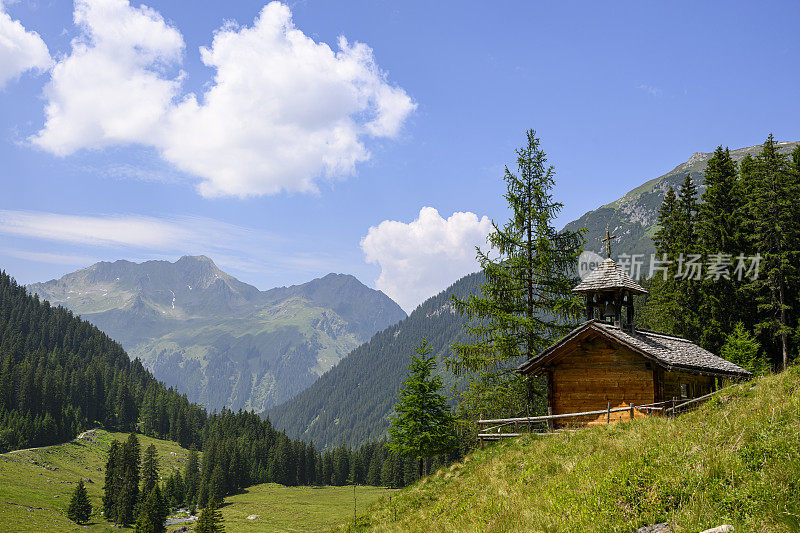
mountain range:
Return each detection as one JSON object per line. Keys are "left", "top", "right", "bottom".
{"left": 27, "top": 256, "right": 406, "bottom": 412}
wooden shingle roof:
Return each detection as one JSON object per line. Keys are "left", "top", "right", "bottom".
{"left": 572, "top": 258, "right": 647, "bottom": 295}
{"left": 517, "top": 320, "right": 752, "bottom": 379}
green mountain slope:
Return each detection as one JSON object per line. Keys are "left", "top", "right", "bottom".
{"left": 564, "top": 140, "right": 799, "bottom": 257}
{"left": 27, "top": 257, "right": 406, "bottom": 413}
{"left": 355, "top": 367, "right": 800, "bottom": 532}
{"left": 266, "top": 272, "right": 483, "bottom": 449}
{"left": 0, "top": 430, "right": 191, "bottom": 532}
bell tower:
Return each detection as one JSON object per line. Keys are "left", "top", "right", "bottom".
{"left": 573, "top": 231, "right": 647, "bottom": 329}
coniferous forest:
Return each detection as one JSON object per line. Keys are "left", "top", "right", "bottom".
{"left": 639, "top": 136, "right": 800, "bottom": 373}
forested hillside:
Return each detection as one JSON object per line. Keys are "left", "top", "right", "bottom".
{"left": 267, "top": 272, "right": 483, "bottom": 449}
{"left": 0, "top": 269, "right": 205, "bottom": 452}
{"left": 28, "top": 256, "right": 406, "bottom": 412}
{"left": 0, "top": 268, "right": 424, "bottom": 509}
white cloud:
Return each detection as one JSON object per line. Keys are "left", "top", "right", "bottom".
{"left": 361, "top": 207, "right": 492, "bottom": 313}
{"left": 0, "top": 209, "right": 342, "bottom": 278}
{"left": 31, "top": 0, "right": 415, "bottom": 198}
{"left": 31, "top": 0, "right": 184, "bottom": 154}
{"left": 0, "top": 210, "right": 220, "bottom": 248}
{"left": 2, "top": 248, "right": 99, "bottom": 266}
{"left": 0, "top": 2, "right": 51, "bottom": 87}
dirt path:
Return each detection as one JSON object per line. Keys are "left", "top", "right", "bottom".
{"left": 0, "top": 429, "right": 98, "bottom": 456}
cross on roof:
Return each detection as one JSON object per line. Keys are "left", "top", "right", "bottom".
{"left": 602, "top": 228, "right": 616, "bottom": 258}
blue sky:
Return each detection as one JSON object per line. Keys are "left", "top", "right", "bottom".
{"left": 1, "top": 0, "right": 798, "bottom": 311}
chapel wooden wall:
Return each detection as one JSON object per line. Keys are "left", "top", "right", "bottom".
{"left": 656, "top": 369, "right": 715, "bottom": 403}
{"left": 547, "top": 336, "right": 654, "bottom": 427}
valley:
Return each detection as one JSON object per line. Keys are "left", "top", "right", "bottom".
{"left": 27, "top": 256, "right": 406, "bottom": 413}
{"left": 0, "top": 429, "right": 392, "bottom": 532}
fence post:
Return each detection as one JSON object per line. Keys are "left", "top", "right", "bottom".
{"left": 547, "top": 406, "right": 553, "bottom": 433}
{"left": 606, "top": 401, "right": 611, "bottom": 425}
{"left": 630, "top": 403, "right": 635, "bottom": 420}
{"left": 671, "top": 397, "right": 675, "bottom": 419}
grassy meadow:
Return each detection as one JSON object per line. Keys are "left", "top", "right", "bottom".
{"left": 0, "top": 430, "right": 190, "bottom": 532}
{"left": 352, "top": 366, "right": 800, "bottom": 532}
{"left": 0, "top": 428, "right": 394, "bottom": 532}
{"left": 221, "top": 483, "right": 393, "bottom": 532}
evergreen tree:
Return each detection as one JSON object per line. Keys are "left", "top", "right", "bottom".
{"left": 696, "top": 148, "right": 746, "bottom": 351}
{"left": 209, "top": 463, "right": 226, "bottom": 504}
{"left": 645, "top": 187, "right": 681, "bottom": 332}
{"left": 451, "top": 129, "right": 584, "bottom": 418}
{"left": 141, "top": 444, "right": 159, "bottom": 497}
{"left": 195, "top": 499, "right": 226, "bottom": 533}
{"left": 184, "top": 447, "right": 200, "bottom": 505}
{"left": 366, "top": 447, "right": 382, "bottom": 486}
{"left": 67, "top": 479, "right": 92, "bottom": 524}
{"left": 675, "top": 174, "right": 701, "bottom": 341}
{"left": 389, "top": 339, "right": 457, "bottom": 479}
{"left": 744, "top": 134, "right": 800, "bottom": 370}
{"left": 102, "top": 440, "right": 121, "bottom": 520}
{"left": 380, "top": 456, "right": 393, "bottom": 487}
{"left": 721, "top": 323, "right": 764, "bottom": 375}
{"left": 646, "top": 177, "right": 701, "bottom": 340}
{"left": 118, "top": 432, "right": 141, "bottom": 526}
{"left": 135, "top": 485, "right": 167, "bottom": 533}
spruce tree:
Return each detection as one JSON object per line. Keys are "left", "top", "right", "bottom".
{"left": 644, "top": 187, "right": 681, "bottom": 332}
{"left": 744, "top": 134, "right": 800, "bottom": 370}
{"left": 135, "top": 485, "right": 167, "bottom": 533}
{"left": 451, "top": 129, "right": 584, "bottom": 419}
{"left": 141, "top": 444, "right": 159, "bottom": 497}
{"left": 67, "top": 479, "right": 92, "bottom": 524}
{"left": 118, "top": 432, "right": 141, "bottom": 526}
{"left": 367, "top": 448, "right": 382, "bottom": 486}
{"left": 721, "top": 323, "right": 764, "bottom": 375}
{"left": 208, "top": 463, "right": 228, "bottom": 502}
{"left": 195, "top": 499, "right": 226, "bottom": 533}
{"left": 184, "top": 446, "right": 200, "bottom": 505}
{"left": 389, "top": 338, "right": 457, "bottom": 479}
{"left": 675, "top": 174, "right": 701, "bottom": 341}
{"left": 696, "top": 147, "right": 745, "bottom": 351}
{"left": 102, "top": 440, "right": 121, "bottom": 520}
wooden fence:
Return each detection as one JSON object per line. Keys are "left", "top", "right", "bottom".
{"left": 476, "top": 389, "right": 721, "bottom": 444}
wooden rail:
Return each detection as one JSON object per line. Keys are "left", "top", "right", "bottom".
{"left": 476, "top": 390, "right": 722, "bottom": 444}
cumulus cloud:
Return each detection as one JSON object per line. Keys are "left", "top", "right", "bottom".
{"left": 31, "top": 0, "right": 184, "bottom": 154}
{"left": 361, "top": 207, "right": 492, "bottom": 313}
{"left": 31, "top": 0, "right": 415, "bottom": 197}
{"left": 0, "top": 3, "right": 51, "bottom": 87}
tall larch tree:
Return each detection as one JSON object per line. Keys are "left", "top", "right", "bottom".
{"left": 451, "top": 129, "right": 584, "bottom": 419}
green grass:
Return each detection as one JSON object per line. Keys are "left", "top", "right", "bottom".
{"left": 353, "top": 366, "right": 800, "bottom": 532}
{"left": 0, "top": 430, "right": 393, "bottom": 533}
{"left": 0, "top": 429, "right": 190, "bottom": 532}
{"left": 221, "top": 483, "right": 393, "bottom": 532}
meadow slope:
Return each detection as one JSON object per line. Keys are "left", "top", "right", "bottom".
{"left": 0, "top": 428, "right": 394, "bottom": 533}
{"left": 0, "top": 430, "right": 190, "bottom": 532}
{"left": 354, "top": 366, "right": 800, "bottom": 532}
